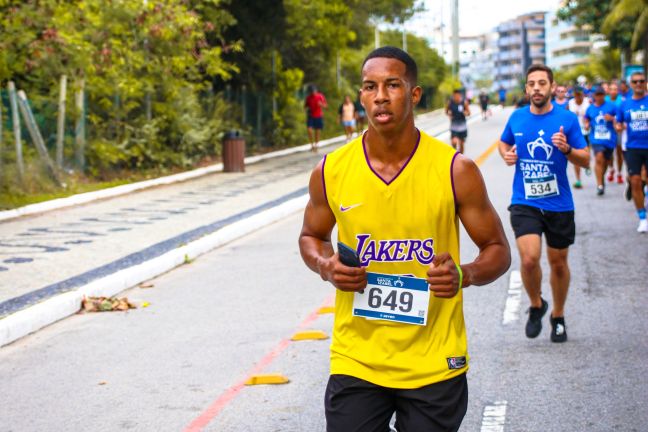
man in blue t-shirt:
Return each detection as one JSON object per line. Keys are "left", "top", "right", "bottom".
{"left": 584, "top": 86, "right": 618, "bottom": 195}
{"left": 499, "top": 87, "right": 507, "bottom": 105}
{"left": 616, "top": 71, "right": 648, "bottom": 233}
{"left": 553, "top": 85, "right": 569, "bottom": 109}
{"left": 498, "top": 64, "right": 590, "bottom": 343}
{"left": 605, "top": 82, "right": 626, "bottom": 184}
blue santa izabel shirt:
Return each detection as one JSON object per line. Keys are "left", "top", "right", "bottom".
{"left": 617, "top": 96, "right": 648, "bottom": 150}
{"left": 585, "top": 101, "right": 617, "bottom": 148}
{"left": 501, "top": 105, "right": 587, "bottom": 211}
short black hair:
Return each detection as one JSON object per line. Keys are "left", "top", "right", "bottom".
{"left": 631, "top": 71, "right": 646, "bottom": 79}
{"left": 526, "top": 64, "right": 554, "bottom": 83}
{"left": 361, "top": 46, "right": 418, "bottom": 85}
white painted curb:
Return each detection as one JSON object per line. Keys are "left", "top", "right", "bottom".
{"left": 0, "top": 138, "right": 338, "bottom": 222}
{"left": 0, "top": 194, "right": 309, "bottom": 347}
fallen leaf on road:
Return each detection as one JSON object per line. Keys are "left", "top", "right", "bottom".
{"left": 82, "top": 296, "right": 136, "bottom": 312}
{"left": 98, "top": 381, "right": 107, "bottom": 385}
{"left": 141, "top": 302, "right": 150, "bottom": 308}
{"left": 139, "top": 282, "right": 155, "bottom": 289}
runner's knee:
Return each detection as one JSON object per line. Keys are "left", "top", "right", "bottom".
{"left": 520, "top": 255, "right": 540, "bottom": 274}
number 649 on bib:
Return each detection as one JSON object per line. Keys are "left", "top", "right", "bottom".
{"left": 353, "top": 272, "right": 430, "bottom": 325}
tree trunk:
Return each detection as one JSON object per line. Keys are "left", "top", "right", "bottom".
{"left": 8, "top": 82, "right": 24, "bottom": 181}
{"left": 75, "top": 78, "right": 86, "bottom": 171}
{"left": 56, "top": 75, "right": 67, "bottom": 169}
{"left": 16, "top": 90, "right": 62, "bottom": 186}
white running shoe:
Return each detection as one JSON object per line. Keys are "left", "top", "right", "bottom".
{"left": 638, "top": 219, "right": 648, "bottom": 233}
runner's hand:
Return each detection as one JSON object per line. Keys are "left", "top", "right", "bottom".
{"left": 427, "top": 253, "right": 461, "bottom": 298}
{"left": 552, "top": 126, "right": 570, "bottom": 153}
{"left": 320, "top": 255, "right": 367, "bottom": 292}
{"left": 504, "top": 145, "right": 517, "bottom": 166}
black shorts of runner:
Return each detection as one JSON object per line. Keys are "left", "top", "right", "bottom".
{"left": 592, "top": 145, "right": 614, "bottom": 160}
{"left": 625, "top": 148, "right": 648, "bottom": 177}
{"left": 480, "top": 103, "right": 488, "bottom": 111}
{"left": 325, "top": 373, "right": 467, "bottom": 432}
{"left": 451, "top": 130, "right": 467, "bottom": 139}
{"left": 307, "top": 116, "right": 324, "bottom": 130}
{"left": 509, "top": 204, "right": 575, "bottom": 249}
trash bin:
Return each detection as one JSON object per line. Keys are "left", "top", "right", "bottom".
{"left": 222, "top": 130, "right": 245, "bottom": 172}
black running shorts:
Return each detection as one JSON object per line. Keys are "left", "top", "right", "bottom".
{"left": 325, "top": 374, "right": 468, "bottom": 432}
{"left": 451, "top": 130, "right": 467, "bottom": 139}
{"left": 509, "top": 204, "right": 575, "bottom": 249}
{"left": 625, "top": 148, "right": 648, "bottom": 177}
{"left": 592, "top": 145, "right": 614, "bottom": 160}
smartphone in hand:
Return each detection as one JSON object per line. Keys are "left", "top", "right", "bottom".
{"left": 337, "top": 242, "right": 361, "bottom": 267}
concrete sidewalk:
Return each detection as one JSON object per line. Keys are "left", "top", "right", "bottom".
{"left": 0, "top": 107, "right": 481, "bottom": 347}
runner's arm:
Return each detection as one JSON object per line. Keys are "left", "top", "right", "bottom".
{"left": 298, "top": 161, "right": 367, "bottom": 292}
{"left": 453, "top": 156, "right": 511, "bottom": 288}
{"left": 497, "top": 140, "right": 518, "bottom": 166}
{"left": 464, "top": 101, "right": 471, "bottom": 117}
{"left": 552, "top": 126, "right": 590, "bottom": 168}
{"left": 427, "top": 156, "right": 511, "bottom": 298}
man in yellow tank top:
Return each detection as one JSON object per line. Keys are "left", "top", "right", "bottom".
{"left": 299, "top": 47, "right": 510, "bottom": 432}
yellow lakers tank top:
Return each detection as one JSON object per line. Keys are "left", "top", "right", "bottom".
{"left": 322, "top": 129, "right": 468, "bottom": 389}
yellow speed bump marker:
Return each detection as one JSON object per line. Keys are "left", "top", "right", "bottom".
{"left": 291, "top": 330, "right": 329, "bottom": 341}
{"left": 244, "top": 374, "right": 290, "bottom": 386}
{"left": 317, "top": 306, "right": 335, "bottom": 315}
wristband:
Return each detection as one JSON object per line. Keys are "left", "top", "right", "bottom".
{"left": 455, "top": 263, "right": 464, "bottom": 290}
{"left": 562, "top": 145, "right": 572, "bottom": 155}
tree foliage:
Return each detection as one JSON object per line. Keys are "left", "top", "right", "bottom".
{"left": 0, "top": 0, "right": 448, "bottom": 198}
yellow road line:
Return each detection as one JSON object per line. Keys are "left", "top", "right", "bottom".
{"left": 474, "top": 141, "right": 500, "bottom": 167}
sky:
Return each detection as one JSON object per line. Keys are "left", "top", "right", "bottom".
{"left": 406, "top": 0, "right": 561, "bottom": 40}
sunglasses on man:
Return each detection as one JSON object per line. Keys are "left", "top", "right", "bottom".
{"left": 631, "top": 79, "right": 646, "bottom": 84}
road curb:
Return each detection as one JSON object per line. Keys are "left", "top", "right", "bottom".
{"left": 0, "top": 138, "right": 339, "bottom": 223}
{"left": 0, "top": 194, "right": 309, "bottom": 347}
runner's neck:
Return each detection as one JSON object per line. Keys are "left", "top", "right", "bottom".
{"left": 364, "top": 126, "right": 419, "bottom": 165}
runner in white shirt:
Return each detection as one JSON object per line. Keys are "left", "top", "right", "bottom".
{"left": 568, "top": 87, "right": 591, "bottom": 189}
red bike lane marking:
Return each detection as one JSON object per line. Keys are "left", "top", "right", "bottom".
{"left": 184, "top": 293, "right": 335, "bottom": 432}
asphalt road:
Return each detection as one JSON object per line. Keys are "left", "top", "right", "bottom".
{"left": 1, "top": 108, "right": 647, "bottom": 432}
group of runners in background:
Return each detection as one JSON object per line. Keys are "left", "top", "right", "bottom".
{"left": 448, "top": 73, "right": 648, "bottom": 233}
{"left": 549, "top": 74, "right": 648, "bottom": 233}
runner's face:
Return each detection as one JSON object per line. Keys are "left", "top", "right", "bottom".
{"left": 360, "top": 58, "right": 421, "bottom": 133}
{"left": 594, "top": 93, "right": 605, "bottom": 105}
{"left": 555, "top": 87, "right": 566, "bottom": 99}
{"left": 609, "top": 84, "right": 618, "bottom": 98}
{"left": 526, "top": 71, "right": 554, "bottom": 108}
{"left": 631, "top": 74, "right": 646, "bottom": 97}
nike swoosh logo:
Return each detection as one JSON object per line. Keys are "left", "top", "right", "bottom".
{"left": 340, "top": 203, "right": 363, "bottom": 212}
